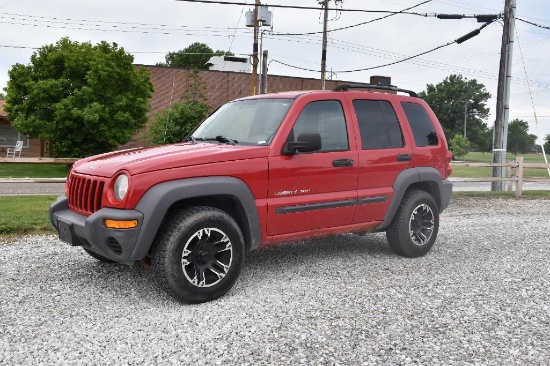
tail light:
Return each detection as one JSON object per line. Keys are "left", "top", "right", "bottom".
{"left": 445, "top": 151, "right": 453, "bottom": 178}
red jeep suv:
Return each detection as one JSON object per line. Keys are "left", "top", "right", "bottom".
{"left": 50, "top": 84, "right": 453, "bottom": 303}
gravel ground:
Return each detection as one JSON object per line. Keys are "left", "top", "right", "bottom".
{"left": 1, "top": 197, "right": 549, "bottom": 365}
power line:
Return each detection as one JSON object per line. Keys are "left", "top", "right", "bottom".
{"left": 271, "top": 20, "right": 496, "bottom": 74}
{"left": 175, "top": 0, "right": 503, "bottom": 22}
{"left": 0, "top": 44, "right": 39, "bottom": 50}
{"left": 517, "top": 17, "right": 550, "bottom": 31}
{"left": 0, "top": 12, "right": 241, "bottom": 31}
{"left": 274, "top": 0, "right": 432, "bottom": 36}
{"left": 0, "top": 13, "right": 250, "bottom": 36}
{"left": 2, "top": 7, "right": 546, "bottom": 91}
{"left": 0, "top": 19, "right": 251, "bottom": 37}
{"left": 175, "top": 0, "right": 432, "bottom": 14}
{"left": 266, "top": 29, "right": 550, "bottom": 89}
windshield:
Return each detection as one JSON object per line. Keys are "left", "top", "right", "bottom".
{"left": 192, "top": 98, "right": 294, "bottom": 145}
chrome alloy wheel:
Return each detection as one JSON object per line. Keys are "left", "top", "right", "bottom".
{"left": 181, "top": 228, "right": 233, "bottom": 288}
{"left": 408, "top": 204, "right": 435, "bottom": 246}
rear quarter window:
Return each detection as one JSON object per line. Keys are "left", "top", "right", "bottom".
{"left": 401, "top": 102, "right": 438, "bottom": 147}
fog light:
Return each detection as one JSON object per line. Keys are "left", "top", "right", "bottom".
{"left": 104, "top": 219, "right": 138, "bottom": 229}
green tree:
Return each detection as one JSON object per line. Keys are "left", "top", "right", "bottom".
{"left": 0, "top": 92, "right": 5, "bottom": 99}
{"left": 158, "top": 42, "right": 233, "bottom": 69}
{"left": 449, "top": 134, "right": 471, "bottom": 161}
{"left": 419, "top": 74, "right": 491, "bottom": 151}
{"left": 507, "top": 119, "right": 536, "bottom": 154}
{"left": 468, "top": 122, "right": 493, "bottom": 152}
{"left": 149, "top": 70, "right": 209, "bottom": 145}
{"left": 4, "top": 38, "right": 153, "bottom": 158}
{"left": 543, "top": 134, "right": 550, "bottom": 154}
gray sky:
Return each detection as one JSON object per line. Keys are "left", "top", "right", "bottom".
{"left": 1, "top": 0, "right": 549, "bottom": 140}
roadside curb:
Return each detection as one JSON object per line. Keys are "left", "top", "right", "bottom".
{"left": 0, "top": 178, "right": 66, "bottom": 183}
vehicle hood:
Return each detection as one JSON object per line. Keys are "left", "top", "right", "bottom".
{"left": 72, "top": 143, "right": 269, "bottom": 177}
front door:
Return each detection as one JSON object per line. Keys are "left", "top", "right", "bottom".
{"left": 267, "top": 97, "right": 358, "bottom": 236}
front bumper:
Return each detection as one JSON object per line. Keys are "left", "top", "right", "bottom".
{"left": 50, "top": 195, "right": 144, "bottom": 264}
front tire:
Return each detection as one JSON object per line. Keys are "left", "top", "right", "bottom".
{"left": 152, "top": 207, "right": 245, "bottom": 304}
{"left": 386, "top": 190, "right": 439, "bottom": 258}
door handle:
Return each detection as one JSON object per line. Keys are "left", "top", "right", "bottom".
{"left": 397, "top": 154, "right": 412, "bottom": 161}
{"left": 332, "top": 159, "right": 354, "bottom": 167}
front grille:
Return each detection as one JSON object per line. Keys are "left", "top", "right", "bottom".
{"left": 68, "top": 174, "right": 105, "bottom": 216}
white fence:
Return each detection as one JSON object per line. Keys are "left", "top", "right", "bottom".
{"left": 451, "top": 157, "right": 550, "bottom": 197}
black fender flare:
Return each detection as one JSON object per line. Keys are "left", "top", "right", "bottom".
{"left": 130, "top": 177, "right": 261, "bottom": 260}
{"left": 377, "top": 167, "right": 448, "bottom": 230}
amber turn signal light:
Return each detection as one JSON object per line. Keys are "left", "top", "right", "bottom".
{"left": 104, "top": 219, "right": 138, "bottom": 229}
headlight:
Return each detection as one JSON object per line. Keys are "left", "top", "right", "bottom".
{"left": 114, "top": 174, "right": 129, "bottom": 202}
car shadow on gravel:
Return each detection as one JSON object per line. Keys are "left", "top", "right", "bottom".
{"left": 247, "top": 233, "right": 394, "bottom": 264}
{"left": 53, "top": 234, "right": 396, "bottom": 304}
{"left": 50, "top": 250, "right": 173, "bottom": 305}
{"left": 237, "top": 233, "right": 395, "bottom": 280}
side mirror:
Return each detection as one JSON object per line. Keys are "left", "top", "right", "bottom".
{"left": 283, "top": 133, "right": 322, "bottom": 155}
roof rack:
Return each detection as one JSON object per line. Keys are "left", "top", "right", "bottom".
{"left": 332, "top": 84, "right": 418, "bottom": 98}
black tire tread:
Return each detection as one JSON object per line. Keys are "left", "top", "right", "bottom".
{"left": 386, "top": 189, "right": 439, "bottom": 258}
{"left": 152, "top": 206, "right": 244, "bottom": 304}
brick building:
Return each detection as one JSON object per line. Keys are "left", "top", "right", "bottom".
{"left": 0, "top": 99, "right": 47, "bottom": 158}
{"left": 144, "top": 64, "right": 357, "bottom": 117}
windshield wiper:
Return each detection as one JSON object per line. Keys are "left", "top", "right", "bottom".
{"left": 200, "top": 135, "right": 237, "bottom": 145}
{"left": 186, "top": 136, "right": 208, "bottom": 142}
{"left": 215, "top": 135, "right": 237, "bottom": 145}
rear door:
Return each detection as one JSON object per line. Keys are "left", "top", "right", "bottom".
{"left": 346, "top": 94, "right": 412, "bottom": 224}
{"left": 267, "top": 94, "right": 358, "bottom": 236}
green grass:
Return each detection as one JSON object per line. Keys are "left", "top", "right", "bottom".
{"left": 0, "top": 196, "right": 57, "bottom": 237}
{"left": 451, "top": 165, "right": 493, "bottom": 178}
{"left": 0, "top": 163, "right": 70, "bottom": 178}
{"left": 452, "top": 152, "right": 550, "bottom": 178}
{"left": 452, "top": 190, "right": 550, "bottom": 199}
{"left": 462, "top": 151, "right": 550, "bottom": 164}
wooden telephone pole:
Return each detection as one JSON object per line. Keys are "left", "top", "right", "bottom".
{"left": 491, "top": 0, "right": 516, "bottom": 191}
{"left": 251, "top": 0, "right": 260, "bottom": 95}
{"left": 320, "top": 0, "right": 329, "bottom": 90}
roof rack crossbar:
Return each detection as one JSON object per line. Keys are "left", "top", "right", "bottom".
{"left": 332, "top": 84, "right": 418, "bottom": 97}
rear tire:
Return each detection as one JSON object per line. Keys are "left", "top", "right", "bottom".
{"left": 386, "top": 190, "right": 439, "bottom": 258}
{"left": 152, "top": 206, "right": 245, "bottom": 304}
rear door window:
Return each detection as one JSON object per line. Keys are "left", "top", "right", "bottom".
{"left": 352, "top": 100, "right": 404, "bottom": 150}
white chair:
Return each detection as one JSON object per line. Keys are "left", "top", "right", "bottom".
{"left": 6, "top": 140, "right": 23, "bottom": 158}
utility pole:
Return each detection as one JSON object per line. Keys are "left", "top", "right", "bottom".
{"left": 320, "top": 0, "right": 329, "bottom": 90}
{"left": 258, "top": 30, "right": 263, "bottom": 93}
{"left": 463, "top": 101, "right": 468, "bottom": 139}
{"left": 491, "top": 0, "right": 516, "bottom": 191}
{"left": 261, "top": 50, "right": 268, "bottom": 94}
{"left": 251, "top": 0, "right": 260, "bottom": 95}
